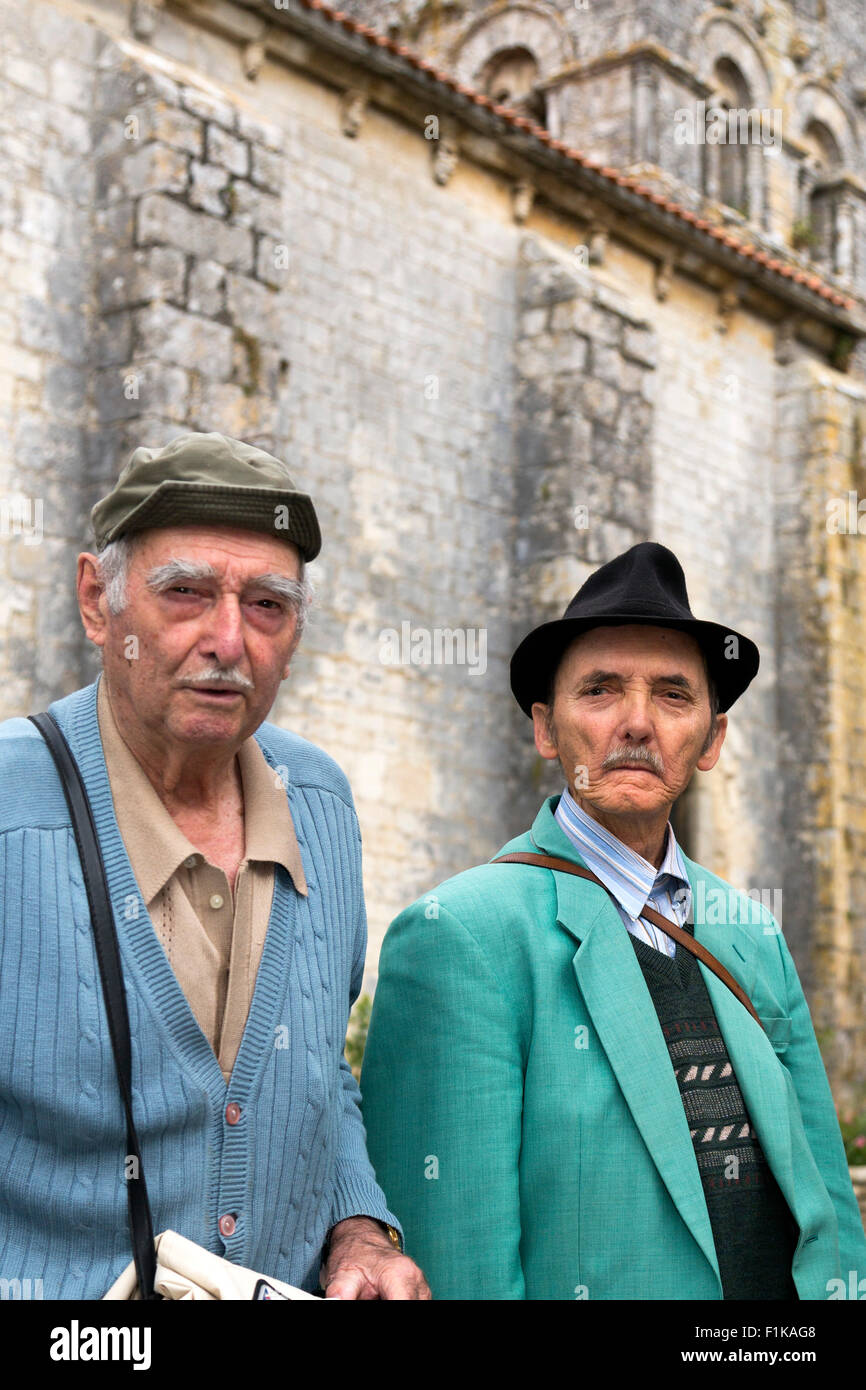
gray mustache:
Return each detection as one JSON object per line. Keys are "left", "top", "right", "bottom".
{"left": 179, "top": 668, "right": 254, "bottom": 691}
{"left": 602, "top": 748, "right": 663, "bottom": 775}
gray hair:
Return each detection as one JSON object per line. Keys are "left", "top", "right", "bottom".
{"left": 96, "top": 533, "right": 313, "bottom": 634}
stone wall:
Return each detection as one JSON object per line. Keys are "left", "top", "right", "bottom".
{"left": 0, "top": 1, "right": 102, "bottom": 714}
{"left": 510, "top": 235, "right": 657, "bottom": 821}
{"left": 776, "top": 358, "right": 866, "bottom": 1087}
{"left": 0, "top": 0, "right": 520, "bottom": 984}
{"left": 0, "top": 0, "right": 864, "bottom": 1108}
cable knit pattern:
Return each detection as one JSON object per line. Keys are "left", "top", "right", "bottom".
{"left": 0, "top": 679, "right": 399, "bottom": 1298}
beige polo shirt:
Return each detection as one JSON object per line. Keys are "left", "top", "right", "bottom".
{"left": 96, "top": 677, "right": 307, "bottom": 1084}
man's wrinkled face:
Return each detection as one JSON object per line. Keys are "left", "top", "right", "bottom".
{"left": 83, "top": 524, "right": 304, "bottom": 750}
{"left": 531, "top": 625, "right": 727, "bottom": 820}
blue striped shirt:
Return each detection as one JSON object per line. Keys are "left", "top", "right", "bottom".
{"left": 554, "top": 787, "right": 691, "bottom": 957}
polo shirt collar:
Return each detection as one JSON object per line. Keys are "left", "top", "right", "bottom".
{"left": 96, "top": 675, "right": 307, "bottom": 904}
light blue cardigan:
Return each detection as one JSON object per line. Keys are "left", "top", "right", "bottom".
{"left": 0, "top": 677, "right": 399, "bottom": 1298}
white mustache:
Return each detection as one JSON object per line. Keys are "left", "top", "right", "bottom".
{"left": 602, "top": 748, "right": 663, "bottom": 775}
{"left": 179, "top": 669, "right": 254, "bottom": 692}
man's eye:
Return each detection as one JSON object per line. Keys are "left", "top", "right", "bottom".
{"left": 169, "top": 586, "right": 199, "bottom": 596}
{"left": 253, "top": 598, "right": 281, "bottom": 610}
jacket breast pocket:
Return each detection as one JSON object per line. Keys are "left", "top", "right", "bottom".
{"left": 761, "top": 1014, "right": 792, "bottom": 1055}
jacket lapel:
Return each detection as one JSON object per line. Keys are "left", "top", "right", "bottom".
{"left": 528, "top": 800, "right": 721, "bottom": 1281}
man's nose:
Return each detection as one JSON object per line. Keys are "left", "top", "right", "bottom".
{"left": 616, "top": 691, "right": 655, "bottom": 739}
{"left": 200, "top": 594, "right": 245, "bottom": 665}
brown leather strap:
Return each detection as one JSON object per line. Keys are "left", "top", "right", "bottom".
{"left": 492, "top": 852, "right": 764, "bottom": 1030}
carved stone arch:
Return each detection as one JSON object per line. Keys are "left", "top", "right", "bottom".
{"left": 789, "top": 79, "right": 858, "bottom": 171}
{"left": 689, "top": 10, "right": 772, "bottom": 109}
{"left": 690, "top": 12, "right": 772, "bottom": 226}
{"left": 450, "top": 3, "right": 573, "bottom": 91}
{"left": 788, "top": 79, "right": 862, "bottom": 283}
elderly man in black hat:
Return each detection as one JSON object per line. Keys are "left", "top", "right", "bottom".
{"left": 0, "top": 431, "right": 430, "bottom": 1300}
{"left": 361, "top": 541, "right": 866, "bottom": 1300}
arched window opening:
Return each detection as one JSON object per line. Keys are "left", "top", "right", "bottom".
{"left": 800, "top": 119, "right": 843, "bottom": 270}
{"left": 479, "top": 45, "right": 541, "bottom": 111}
{"left": 713, "top": 58, "right": 752, "bottom": 216}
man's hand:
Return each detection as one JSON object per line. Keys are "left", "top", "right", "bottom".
{"left": 322, "top": 1215, "right": 432, "bottom": 1300}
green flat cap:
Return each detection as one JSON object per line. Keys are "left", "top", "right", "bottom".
{"left": 90, "top": 432, "right": 321, "bottom": 560}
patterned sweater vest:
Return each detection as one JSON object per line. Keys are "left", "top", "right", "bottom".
{"left": 628, "top": 932, "right": 799, "bottom": 1300}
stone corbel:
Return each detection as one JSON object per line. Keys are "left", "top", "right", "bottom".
{"left": 340, "top": 89, "right": 368, "bottom": 139}
{"left": 432, "top": 134, "right": 459, "bottom": 186}
{"left": 131, "top": 0, "right": 163, "bottom": 40}
{"left": 716, "top": 280, "right": 744, "bottom": 333}
{"left": 775, "top": 315, "right": 803, "bottom": 364}
{"left": 243, "top": 40, "right": 267, "bottom": 81}
{"left": 587, "top": 225, "right": 608, "bottom": 265}
{"left": 511, "top": 182, "right": 535, "bottom": 224}
{"left": 654, "top": 255, "right": 675, "bottom": 301}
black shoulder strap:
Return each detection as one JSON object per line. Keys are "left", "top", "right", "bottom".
{"left": 28, "top": 711, "right": 157, "bottom": 1300}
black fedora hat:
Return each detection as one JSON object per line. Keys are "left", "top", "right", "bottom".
{"left": 510, "top": 541, "right": 759, "bottom": 717}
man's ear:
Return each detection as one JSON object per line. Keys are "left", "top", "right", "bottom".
{"left": 696, "top": 711, "right": 728, "bottom": 771}
{"left": 531, "top": 702, "right": 559, "bottom": 761}
{"left": 76, "top": 552, "right": 109, "bottom": 648}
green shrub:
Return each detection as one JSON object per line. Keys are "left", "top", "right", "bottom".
{"left": 344, "top": 992, "right": 372, "bottom": 1081}
{"left": 837, "top": 1103, "right": 866, "bottom": 1166}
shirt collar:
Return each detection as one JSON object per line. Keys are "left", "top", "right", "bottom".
{"left": 96, "top": 675, "right": 308, "bottom": 904}
{"left": 554, "top": 785, "right": 690, "bottom": 923}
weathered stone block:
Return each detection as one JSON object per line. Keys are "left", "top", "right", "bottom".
{"left": 189, "top": 159, "right": 229, "bottom": 216}
{"left": 622, "top": 323, "right": 658, "bottom": 367}
{"left": 227, "top": 180, "right": 284, "bottom": 238}
{"left": 15, "top": 187, "right": 64, "bottom": 246}
{"left": 249, "top": 145, "right": 284, "bottom": 194}
{"left": 225, "top": 273, "right": 281, "bottom": 344}
{"left": 554, "top": 334, "right": 589, "bottom": 373}
{"left": 5, "top": 54, "right": 49, "bottom": 98}
{"left": 182, "top": 85, "right": 236, "bottom": 130}
{"left": 520, "top": 260, "right": 583, "bottom": 308}
{"left": 94, "top": 360, "right": 190, "bottom": 424}
{"left": 255, "top": 233, "right": 290, "bottom": 287}
{"left": 580, "top": 377, "right": 620, "bottom": 427}
{"left": 95, "top": 59, "right": 177, "bottom": 113}
{"left": 520, "top": 307, "right": 548, "bottom": 337}
{"left": 94, "top": 199, "right": 136, "bottom": 249}
{"left": 592, "top": 281, "right": 647, "bottom": 327}
{"left": 188, "top": 379, "right": 277, "bottom": 436}
{"left": 101, "top": 142, "right": 189, "bottom": 200}
{"left": 97, "top": 246, "right": 187, "bottom": 311}
{"left": 45, "top": 364, "right": 87, "bottom": 416}
{"left": 236, "top": 110, "right": 283, "bottom": 151}
{"left": 207, "top": 124, "right": 249, "bottom": 177}
{"left": 92, "top": 313, "right": 134, "bottom": 367}
{"left": 50, "top": 58, "right": 91, "bottom": 112}
{"left": 132, "top": 102, "right": 203, "bottom": 158}
{"left": 614, "top": 395, "right": 653, "bottom": 447}
{"left": 134, "top": 302, "right": 235, "bottom": 380}
{"left": 188, "top": 260, "right": 226, "bottom": 317}
{"left": 137, "top": 194, "right": 254, "bottom": 271}
{"left": 591, "top": 343, "right": 624, "bottom": 385}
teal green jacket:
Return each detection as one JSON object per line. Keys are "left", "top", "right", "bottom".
{"left": 361, "top": 796, "right": 866, "bottom": 1300}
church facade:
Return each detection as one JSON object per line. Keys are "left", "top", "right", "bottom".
{"left": 1, "top": 0, "right": 865, "bottom": 1095}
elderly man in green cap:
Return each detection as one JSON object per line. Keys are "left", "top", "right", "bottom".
{"left": 0, "top": 432, "right": 430, "bottom": 1301}
{"left": 361, "top": 541, "right": 866, "bottom": 1301}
